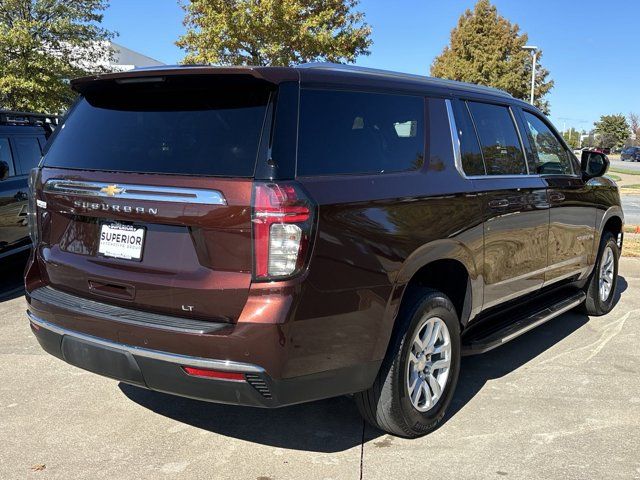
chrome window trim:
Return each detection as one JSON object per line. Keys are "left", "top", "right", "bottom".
{"left": 508, "top": 106, "right": 530, "bottom": 175}
{"left": 448, "top": 100, "right": 582, "bottom": 181}
{"left": 467, "top": 174, "right": 538, "bottom": 180}
{"left": 467, "top": 173, "right": 581, "bottom": 180}
{"left": 44, "top": 180, "right": 227, "bottom": 205}
{"left": 27, "top": 311, "right": 264, "bottom": 373}
{"left": 445, "top": 99, "right": 466, "bottom": 179}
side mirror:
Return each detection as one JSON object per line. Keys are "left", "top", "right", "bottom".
{"left": 581, "top": 151, "right": 609, "bottom": 179}
{"left": 0, "top": 161, "right": 9, "bottom": 181}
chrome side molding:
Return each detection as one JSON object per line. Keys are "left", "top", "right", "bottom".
{"left": 44, "top": 180, "right": 227, "bottom": 206}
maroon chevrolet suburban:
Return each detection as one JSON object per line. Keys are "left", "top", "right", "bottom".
{"left": 26, "top": 64, "right": 623, "bottom": 437}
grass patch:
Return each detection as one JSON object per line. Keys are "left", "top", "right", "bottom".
{"left": 609, "top": 167, "right": 640, "bottom": 176}
{"left": 605, "top": 174, "right": 622, "bottom": 182}
{"left": 622, "top": 233, "right": 640, "bottom": 257}
{"left": 620, "top": 184, "right": 640, "bottom": 195}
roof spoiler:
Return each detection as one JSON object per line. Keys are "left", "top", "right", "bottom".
{"left": 70, "top": 66, "right": 299, "bottom": 94}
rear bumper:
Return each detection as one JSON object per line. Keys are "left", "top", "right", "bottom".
{"left": 29, "top": 311, "right": 277, "bottom": 406}
{"left": 28, "top": 310, "right": 380, "bottom": 408}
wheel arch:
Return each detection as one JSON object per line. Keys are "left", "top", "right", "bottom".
{"left": 597, "top": 206, "right": 624, "bottom": 252}
{"left": 394, "top": 239, "right": 481, "bottom": 323}
{"left": 373, "top": 239, "right": 482, "bottom": 362}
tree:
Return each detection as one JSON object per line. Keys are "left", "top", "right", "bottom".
{"left": 0, "top": 0, "right": 114, "bottom": 113}
{"left": 562, "top": 128, "right": 580, "bottom": 149}
{"left": 177, "top": 0, "right": 372, "bottom": 66}
{"left": 594, "top": 114, "right": 630, "bottom": 149}
{"left": 582, "top": 131, "right": 596, "bottom": 148}
{"left": 628, "top": 112, "right": 639, "bottom": 145}
{"left": 431, "top": 0, "right": 553, "bottom": 113}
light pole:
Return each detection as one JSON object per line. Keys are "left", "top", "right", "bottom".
{"left": 522, "top": 45, "right": 538, "bottom": 105}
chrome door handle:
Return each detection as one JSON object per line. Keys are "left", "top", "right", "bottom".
{"left": 488, "top": 199, "right": 510, "bottom": 208}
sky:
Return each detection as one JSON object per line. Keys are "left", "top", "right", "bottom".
{"left": 102, "top": 0, "right": 640, "bottom": 132}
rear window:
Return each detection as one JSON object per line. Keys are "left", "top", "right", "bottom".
{"left": 297, "top": 90, "right": 425, "bottom": 176}
{"left": 0, "top": 138, "right": 15, "bottom": 176}
{"left": 14, "top": 136, "right": 43, "bottom": 174}
{"left": 44, "top": 78, "right": 270, "bottom": 177}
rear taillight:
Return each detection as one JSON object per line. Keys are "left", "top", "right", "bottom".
{"left": 27, "top": 168, "right": 40, "bottom": 244}
{"left": 252, "top": 182, "right": 315, "bottom": 280}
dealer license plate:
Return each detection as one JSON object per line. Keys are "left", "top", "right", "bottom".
{"left": 98, "top": 223, "right": 145, "bottom": 261}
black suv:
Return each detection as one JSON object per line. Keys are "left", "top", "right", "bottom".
{"left": 621, "top": 146, "right": 640, "bottom": 162}
{"left": 0, "top": 111, "right": 57, "bottom": 260}
{"left": 26, "top": 64, "right": 623, "bottom": 438}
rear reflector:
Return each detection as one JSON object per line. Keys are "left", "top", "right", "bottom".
{"left": 181, "top": 366, "right": 245, "bottom": 381}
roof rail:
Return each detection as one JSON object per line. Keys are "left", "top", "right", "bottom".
{"left": 296, "top": 62, "right": 512, "bottom": 98}
{"left": 0, "top": 110, "right": 60, "bottom": 127}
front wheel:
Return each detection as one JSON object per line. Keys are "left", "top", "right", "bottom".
{"left": 580, "top": 232, "right": 619, "bottom": 316}
{"left": 355, "top": 289, "right": 461, "bottom": 438}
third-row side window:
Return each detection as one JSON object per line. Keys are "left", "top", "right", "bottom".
{"left": 297, "top": 90, "right": 425, "bottom": 176}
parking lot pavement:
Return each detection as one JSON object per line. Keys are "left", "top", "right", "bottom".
{"left": 622, "top": 196, "right": 640, "bottom": 226}
{"left": 611, "top": 158, "right": 640, "bottom": 172}
{"left": 1, "top": 260, "right": 639, "bottom": 480}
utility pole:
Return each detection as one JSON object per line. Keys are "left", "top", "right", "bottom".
{"left": 522, "top": 45, "right": 539, "bottom": 105}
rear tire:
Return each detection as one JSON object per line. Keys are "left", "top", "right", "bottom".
{"left": 580, "top": 232, "right": 619, "bottom": 316}
{"left": 355, "top": 289, "right": 461, "bottom": 438}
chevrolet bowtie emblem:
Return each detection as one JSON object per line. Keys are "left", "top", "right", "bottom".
{"left": 100, "top": 184, "right": 124, "bottom": 196}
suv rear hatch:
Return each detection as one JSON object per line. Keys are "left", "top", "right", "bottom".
{"left": 35, "top": 72, "right": 275, "bottom": 322}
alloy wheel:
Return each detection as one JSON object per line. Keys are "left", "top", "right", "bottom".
{"left": 599, "top": 245, "right": 615, "bottom": 302}
{"left": 406, "top": 316, "right": 452, "bottom": 412}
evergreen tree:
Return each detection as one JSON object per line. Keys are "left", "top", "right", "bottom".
{"left": 594, "top": 114, "right": 630, "bottom": 149}
{"left": 431, "top": 0, "right": 553, "bottom": 113}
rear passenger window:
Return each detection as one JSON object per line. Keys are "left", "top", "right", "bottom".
{"left": 467, "top": 102, "right": 527, "bottom": 176}
{"left": 297, "top": 90, "right": 425, "bottom": 176}
{"left": 0, "top": 138, "right": 15, "bottom": 177}
{"left": 14, "top": 137, "right": 42, "bottom": 174}
{"left": 451, "top": 100, "right": 485, "bottom": 175}
{"left": 522, "top": 111, "right": 572, "bottom": 175}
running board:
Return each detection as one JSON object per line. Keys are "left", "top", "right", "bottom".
{"left": 462, "top": 291, "right": 586, "bottom": 356}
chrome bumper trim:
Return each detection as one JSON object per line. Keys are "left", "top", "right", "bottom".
{"left": 27, "top": 311, "right": 264, "bottom": 373}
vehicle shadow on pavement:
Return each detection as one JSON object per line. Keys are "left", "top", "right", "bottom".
{"left": 121, "top": 278, "right": 628, "bottom": 449}
{"left": 443, "top": 276, "right": 629, "bottom": 427}
{"left": 119, "top": 384, "right": 374, "bottom": 452}
{"left": 0, "top": 250, "right": 29, "bottom": 303}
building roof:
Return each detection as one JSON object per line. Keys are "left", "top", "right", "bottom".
{"left": 110, "top": 42, "right": 164, "bottom": 69}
